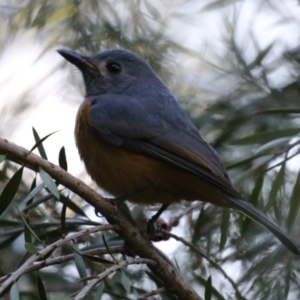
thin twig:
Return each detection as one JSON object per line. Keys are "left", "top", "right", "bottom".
{"left": 137, "top": 287, "right": 167, "bottom": 299}
{"left": 0, "top": 245, "right": 125, "bottom": 283}
{"left": 169, "top": 202, "right": 203, "bottom": 228}
{"left": 75, "top": 258, "right": 156, "bottom": 300}
{"left": 0, "top": 224, "right": 115, "bottom": 294}
{"left": 163, "top": 230, "right": 246, "bottom": 300}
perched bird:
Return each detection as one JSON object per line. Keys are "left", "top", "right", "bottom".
{"left": 58, "top": 48, "right": 300, "bottom": 255}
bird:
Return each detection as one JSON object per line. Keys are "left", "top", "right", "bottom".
{"left": 57, "top": 48, "right": 300, "bottom": 255}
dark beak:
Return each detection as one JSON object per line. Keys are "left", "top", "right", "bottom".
{"left": 57, "top": 49, "right": 96, "bottom": 71}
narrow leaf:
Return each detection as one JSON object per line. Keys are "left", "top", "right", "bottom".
{"left": 205, "top": 276, "right": 212, "bottom": 300}
{"left": 120, "top": 271, "right": 131, "bottom": 293}
{"left": 229, "top": 128, "right": 300, "bottom": 145}
{"left": 24, "top": 216, "right": 32, "bottom": 244}
{"left": 226, "top": 152, "right": 267, "bottom": 170}
{"left": 220, "top": 209, "right": 230, "bottom": 250}
{"left": 25, "top": 242, "right": 38, "bottom": 254}
{"left": 194, "top": 274, "right": 225, "bottom": 300}
{"left": 287, "top": 169, "right": 300, "bottom": 230}
{"left": 94, "top": 282, "right": 104, "bottom": 300}
{"left": 23, "top": 193, "right": 54, "bottom": 212}
{"left": 39, "top": 167, "right": 60, "bottom": 200}
{"left": 9, "top": 283, "right": 20, "bottom": 300}
{"left": 256, "top": 108, "right": 300, "bottom": 115}
{"left": 59, "top": 194, "right": 87, "bottom": 217}
{"left": 26, "top": 176, "right": 37, "bottom": 206}
{"left": 59, "top": 146, "right": 68, "bottom": 171}
{"left": 0, "top": 154, "right": 6, "bottom": 164}
{"left": 192, "top": 207, "right": 206, "bottom": 243}
{"left": 32, "top": 127, "right": 49, "bottom": 159}
{"left": 265, "top": 163, "right": 286, "bottom": 212}
{"left": 37, "top": 273, "right": 48, "bottom": 300}
{"left": 242, "top": 172, "right": 264, "bottom": 235}
{"left": 0, "top": 166, "right": 24, "bottom": 215}
{"left": 73, "top": 245, "right": 88, "bottom": 285}
{"left": 17, "top": 206, "right": 42, "bottom": 243}
{"left": 23, "top": 183, "right": 45, "bottom": 206}
{"left": 102, "top": 233, "right": 116, "bottom": 262}
{"left": 61, "top": 194, "right": 69, "bottom": 237}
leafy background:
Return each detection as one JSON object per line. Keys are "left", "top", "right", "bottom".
{"left": 1, "top": 0, "right": 300, "bottom": 299}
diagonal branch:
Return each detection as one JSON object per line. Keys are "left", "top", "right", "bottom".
{"left": 75, "top": 258, "right": 156, "bottom": 300}
{"left": 0, "top": 137, "right": 203, "bottom": 300}
{"left": 0, "top": 224, "right": 115, "bottom": 294}
{"left": 163, "top": 230, "right": 246, "bottom": 300}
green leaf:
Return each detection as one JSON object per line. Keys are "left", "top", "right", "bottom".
{"left": 24, "top": 216, "right": 32, "bottom": 244}
{"left": 23, "top": 183, "right": 45, "bottom": 205}
{"left": 9, "top": 283, "right": 20, "bottom": 300}
{"left": 37, "top": 273, "right": 48, "bottom": 300}
{"left": 32, "top": 127, "right": 48, "bottom": 160}
{"left": 26, "top": 176, "right": 37, "bottom": 206}
{"left": 205, "top": 275, "right": 212, "bottom": 300}
{"left": 242, "top": 172, "right": 264, "bottom": 235}
{"left": 73, "top": 245, "right": 88, "bottom": 285}
{"left": 61, "top": 194, "right": 69, "bottom": 237}
{"left": 39, "top": 167, "right": 60, "bottom": 200}
{"left": 193, "top": 274, "right": 225, "bottom": 300}
{"left": 0, "top": 219, "right": 22, "bottom": 226}
{"left": 0, "top": 154, "right": 6, "bottom": 164}
{"left": 23, "top": 193, "right": 54, "bottom": 212}
{"left": 0, "top": 166, "right": 24, "bottom": 215}
{"left": 59, "top": 194, "right": 87, "bottom": 217}
{"left": 17, "top": 206, "right": 42, "bottom": 243}
{"left": 256, "top": 108, "right": 300, "bottom": 115}
{"left": 192, "top": 207, "right": 205, "bottom": 243}
{"left": 226, "top": 152, "right": 268, "bottom": 170}
{"left": 120, "top": 271, "right": 131, "bottom": 293}
{"left": 25, "top": 242, "right": 38, "bottom": 254}
{"left": 94, "top": 282, "right": 104, "bottom": 300}
{"left": 255, "top": 137, "right": 291, "bottom": 155}
{"left": 229, "top": 128, "right": 300, "bottom": 145}
{"left": 287, "top": 169, "right": 300, "bottom": 230}
{"left": 102, "top": 233, "right": 116, "bottom": 262}
{"left": 265, "top": 163, "right": 286, "bottom": 212}
{"left": 219, "top": 208, "right": 230, "bottom": 251}
{"left": 58, "top": 146, "right": 68, "bottom": 171}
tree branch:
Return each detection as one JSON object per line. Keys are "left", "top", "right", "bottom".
{"left": 0, "top": 137, "right": 202, "bottom": 300}
{"left": 0, "top": 245, "right": 125, "bottom": 283}
{"left": 0, "top": 224, "right": 115, "bottom": 295}
{"left": 75, "top": 258, "right": 156, "bottom": 300}
{"left": 163, "top": 230, "right": 246, "bottom": 300}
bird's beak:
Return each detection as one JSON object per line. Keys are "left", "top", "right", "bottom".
{"left": 57, "top": 49, "right": 97, "bottom": 72}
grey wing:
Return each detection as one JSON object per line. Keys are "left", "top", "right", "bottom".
{"left": 87, "top": 94, "right": 240, "bottom": 198}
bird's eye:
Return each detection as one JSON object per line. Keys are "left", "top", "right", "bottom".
{"left": 106, "top": 62, "right": 122, "bottom": 73}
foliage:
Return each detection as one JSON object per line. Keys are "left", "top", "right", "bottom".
{"left": 1, "top": 0, "right": 300, "bottom": 299}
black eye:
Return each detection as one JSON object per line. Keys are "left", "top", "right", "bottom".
{"left": 106, "top": 62, "right": 122, "bottom": 73}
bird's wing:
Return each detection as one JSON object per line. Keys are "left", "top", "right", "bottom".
{"left": 87, "top": 95, "right": 300, "bottom": 255}
{"left": 87, "top": 94, "right": 240, "bottom": 198}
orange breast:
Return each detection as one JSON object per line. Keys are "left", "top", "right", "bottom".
{"left": 75, "top": 101, "right": 228, "bottom": 207}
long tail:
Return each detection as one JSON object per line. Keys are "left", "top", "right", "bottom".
{"left": 228, "top": 197, "right": 300, "bottom": 255}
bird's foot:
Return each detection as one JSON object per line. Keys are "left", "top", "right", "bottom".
{"left": 147, "top": 217, "right": 170, "bottom": 242}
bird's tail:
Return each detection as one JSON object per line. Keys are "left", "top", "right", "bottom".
{"left": 228, "top": 197, "right": 300, "bottom": 255}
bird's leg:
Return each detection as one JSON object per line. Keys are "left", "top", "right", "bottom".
{"left": 95, "top": 189, "right": 149, "bottom": 217}
{"left": 147, "top": 204, "right": 169, "bottom": 237}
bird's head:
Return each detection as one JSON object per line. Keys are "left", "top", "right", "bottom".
{"left": 57, "top": 48, "right": 165, "bottom": 97}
